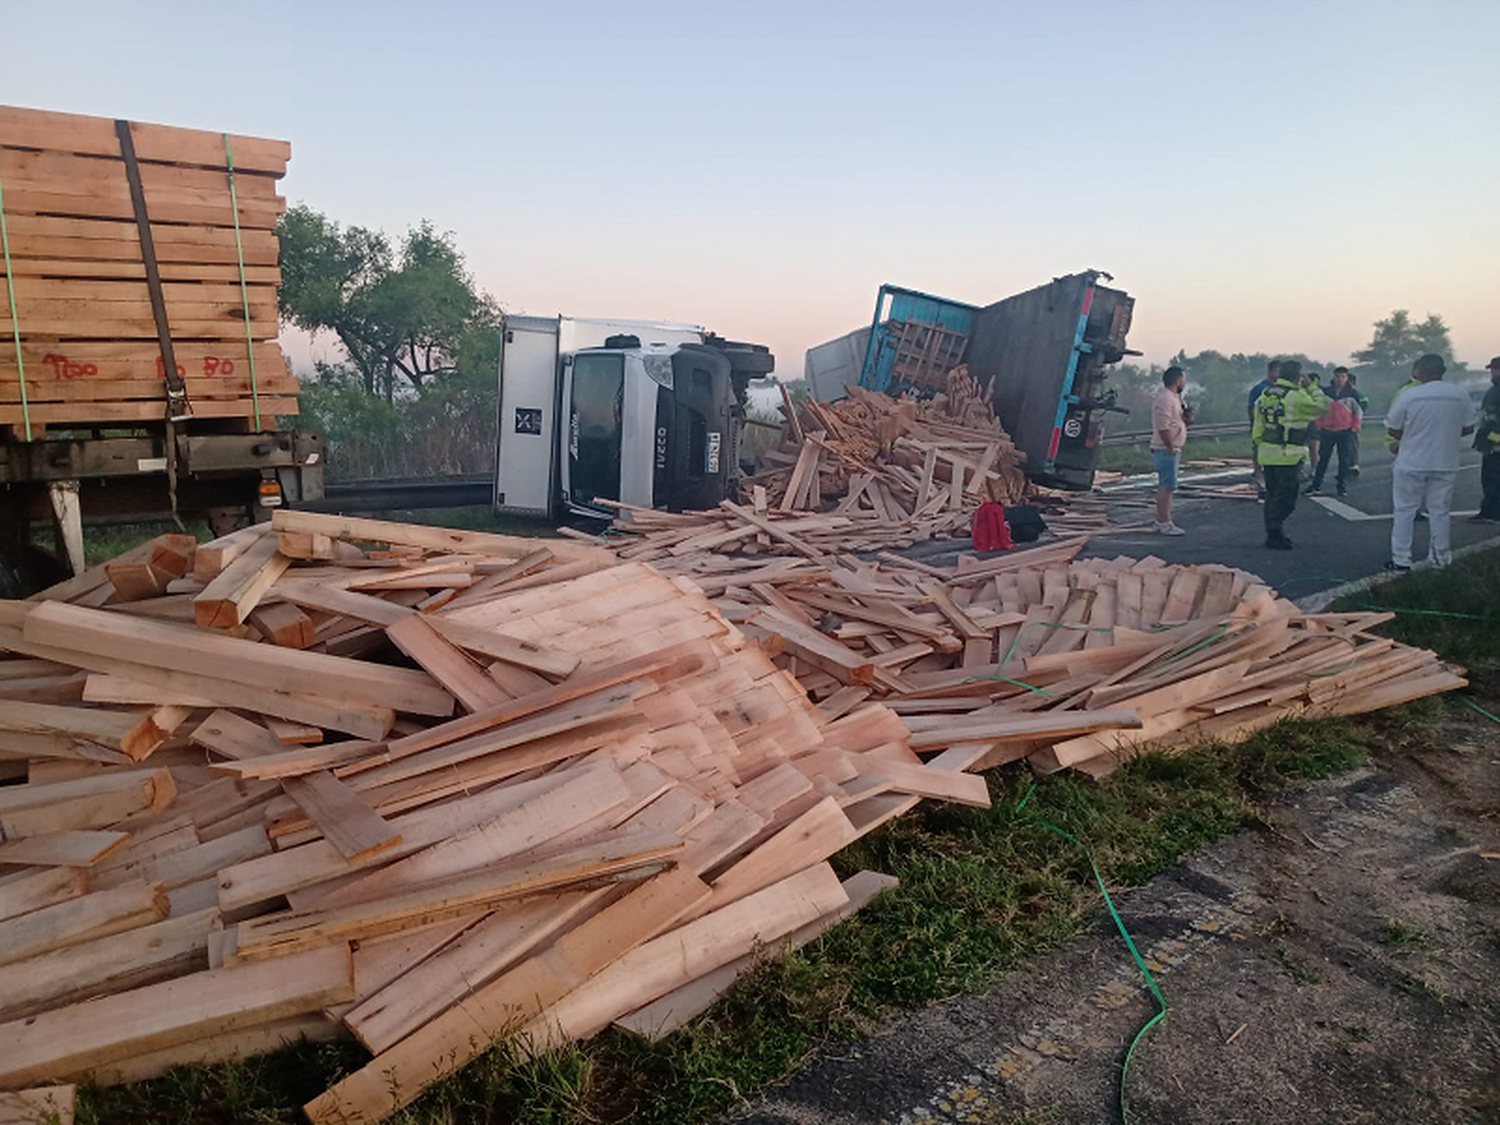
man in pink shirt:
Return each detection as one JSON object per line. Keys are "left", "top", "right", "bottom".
{"left": 1149, "top": 366, "right": 1191, "bottom": 535}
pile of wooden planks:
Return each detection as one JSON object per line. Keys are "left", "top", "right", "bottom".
{"left": 0, "top": 104, "right": 296, "bottom": 433}
{"left": 637, "top": 541, "right": 1467, "bottom": 779}
{"left": 718, "top": 367, "right": 1033, "bottom": 549}
{"left": 0, "top": 513, "right": 1464, "bottom": 1121}
{"left": 0, "top": 511, "right": 994, "bottom": 1122}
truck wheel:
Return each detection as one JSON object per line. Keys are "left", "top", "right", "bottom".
{"left": 721, "top": 349, "right": 776, "bottom": 377}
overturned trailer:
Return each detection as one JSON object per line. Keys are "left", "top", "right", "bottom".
{"left": 805, "top": 271, "right": 1137, "bottom": 489}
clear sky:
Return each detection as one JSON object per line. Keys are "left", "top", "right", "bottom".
{"left": 7, "top": 0, "right": 1499, "bottom": 378}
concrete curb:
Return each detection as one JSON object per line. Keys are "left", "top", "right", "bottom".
{"left": 1293, "top": 532, "right": 1500, "bottom": 611}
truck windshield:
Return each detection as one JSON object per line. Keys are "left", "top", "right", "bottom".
{"left": 569, "top": 352, "right": 625, "bottom": 508}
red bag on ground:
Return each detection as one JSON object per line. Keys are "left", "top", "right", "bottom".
{"left": 970, "top": 502, "right": 1015, "bottom": 551}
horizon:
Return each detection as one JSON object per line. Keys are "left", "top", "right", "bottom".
{"left": 6, "top": 0, "right": 1498, "bottom": 381}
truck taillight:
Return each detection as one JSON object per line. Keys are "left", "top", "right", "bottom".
{"left": 258, "top": 480, "right": 283, "bottom": 508}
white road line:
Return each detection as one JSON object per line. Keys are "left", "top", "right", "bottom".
{"left": 1309, "top": 495, "right": 1479, "bottom": 522}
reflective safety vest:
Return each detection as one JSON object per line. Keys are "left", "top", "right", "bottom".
{"left": 1253, "top": 379, "right": 1329, "bottom": 466}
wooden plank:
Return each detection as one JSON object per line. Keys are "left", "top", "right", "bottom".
{"left": 344, "top": 889, "right": 606, "bottom": 1053}
{"left": 262, "top": 716, "right": 323, "bottom": 744}
{"left": 384, "top": 614, "right": 509, "bottom": 713}
{"left": 0, "top": 908, "right": 217, "bottom": 1022}
{"left": 23, "top": 601, "right": 453, "bottom": 718}
{"left": 192, "top": 522, "right": 270, "bottom": 581}
{"left": 0, "top": 768, "right": 173, "bottom": 837}
{"left": 423, "top": 614, "right": 581, "bottom": 678}
{"left": 529, "top": 862, "right": 849, "bottom": 1051}
{"left": 206, "top": 739, "right": 380, "bottom": 781}
{"left": 271, "top": 509, "right": 613, "bottom": 567}
{"left": 215, "top": 769, "right": 602, "bottom": 912}
{"left": 190, "top": 708, "right": 283, "bottom": 761}
{"left": 0, "top": 946, "right": 353, "bottom": 1090}
{"left": 0, "top": 867, "right": 88, "bottom": 923}
{"left": 307, "top": 763, "right": 632, "bottom": 909}
{"left": 273, "top": 579, "right": 415, "bottom": 627}
{"left": 0, "top": 879, "right": 168, "bottom": 967}
{"left": 281, "top": 770, "right": 402, "bottom": 863}
{"left": 303, "top": 868, "right": 710, "bottom": 1125}
{"left": 618, "top": 869, "right": 897, "bottom": 1038}
{"left": 687, "top": 796, "right": 857, "bottom": 922}
{"left": 246, "top": 601, "right": 318, "bottom": 649}
{"left": 234, "top": 829, "right": 682, "bottom": 964}
{"left": 0, "top": 829, "right": 127, "bottom": 867}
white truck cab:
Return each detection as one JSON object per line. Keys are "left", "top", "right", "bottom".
{"left": 495, "top": 315, "right": 770, "bottom": 519}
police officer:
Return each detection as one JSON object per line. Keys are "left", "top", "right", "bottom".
{"left": 1252, "top": 360, "right": 1331, "bottom": 549}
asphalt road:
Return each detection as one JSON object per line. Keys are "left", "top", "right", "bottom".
{"left": 1081, "top": 441, "right": 1498, "bottom": 597}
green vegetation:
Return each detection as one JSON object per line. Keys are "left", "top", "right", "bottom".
{"left": 1335, "top": 550, "right": 1500, "bottom": 694}
{"left": 1108, "top": 309, "right": 1470, "bottom": 430}
{"left": 278, "top": 206, "right": 500, "bottom": 481}
{"left": 1096, "top": 434, "right": 1253, "bottom": 474}
{"left": 1381, "top": 922, "right": 1430, "bottom": 953}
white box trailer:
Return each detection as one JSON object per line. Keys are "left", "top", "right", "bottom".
{"left": 494, "top": 314, "right": 771, "bottom": 519}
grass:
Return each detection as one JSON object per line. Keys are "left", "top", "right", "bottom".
{"left": 1333, "top": 549, "right": 1500, "bottom": 695}
{"left": 1096, "top": 434, "right": 1254, "bottom": 474}
{"left": 1381, "top": 921, "right": 1431, "bottom": 953}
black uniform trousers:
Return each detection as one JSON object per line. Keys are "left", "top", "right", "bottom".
{"left": 1263, "top": 463, "right": 1300, "bottom": 540}
{"left": 1481, "top": 452, "right": 1500, "bottom": 519}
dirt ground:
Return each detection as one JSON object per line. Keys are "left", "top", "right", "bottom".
{"left": 725, "top": 711, "right": 1500, "bottom": 1125}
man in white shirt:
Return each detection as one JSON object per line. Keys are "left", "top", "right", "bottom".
{"left": 1149, "top": 366, "right": 1191, "bottom": 535}
{"left": 1384, "top": 353, "right": 1476, "bottom": 570}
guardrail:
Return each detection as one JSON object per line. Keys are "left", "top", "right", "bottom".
{"left": 299, "top": 474, "right": 493, "bottom": 513}
{"left": 1100, "top": 417, "right": 1384, "bottom": 447}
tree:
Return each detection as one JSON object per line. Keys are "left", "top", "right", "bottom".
{"left": 1352, "top": 309, "right": 1456, "bottom": 372}
{"left": 277, "top": 205, "right": 499, "bottom": 398}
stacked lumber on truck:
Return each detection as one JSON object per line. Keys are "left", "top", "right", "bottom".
{"left": 0, "top": 104, "right": 295, "bottom": 433}
{"left": 0, "top": 513, "right": 1464, "bottom": 1121}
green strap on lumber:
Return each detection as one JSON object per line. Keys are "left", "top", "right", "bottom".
{"left": 223, "top": 133, "right": 261, "bottom": 431}
{"left": 1017, "top": 782, "right": 1167, "bottom": 1125}
{"left": 0, "top": 168, "right": 32, "bottom": 441}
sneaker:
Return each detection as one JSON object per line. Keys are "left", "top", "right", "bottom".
{"left": 1303, "top": 484, "right": 1321, "bottom": 495}
{"left": 1347, "top": 466, "right": 1361, "bottom": 477}
{"left": 1154, "top": 521, "right": 1186, "bottom": 537}
{"left": 1265, "top": 536, "right": 1293, "bottom": 551}
{"left": 1415, "top": 511, "right": 1427, "bottom": 522}
{"left": 1336, "top": 485, "right": 1348, "bottom": 497}
{"left": 1383, "top": 560, "right": 1411, "bottom": 572}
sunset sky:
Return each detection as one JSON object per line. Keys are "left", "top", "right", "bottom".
{"left": 8, "top": 0, "right": 1498, "bottom": 378}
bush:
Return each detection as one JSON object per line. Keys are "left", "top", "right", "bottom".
{"left": 296, "top": 364, "right": 497, "bottom": 482}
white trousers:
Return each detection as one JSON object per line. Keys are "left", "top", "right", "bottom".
{"left": 1391, "top": 467, "right": 1456, "bottom": 567}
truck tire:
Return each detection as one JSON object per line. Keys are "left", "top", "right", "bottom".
{"left": 721, "top": 349, "right": 775, "bottom": 377}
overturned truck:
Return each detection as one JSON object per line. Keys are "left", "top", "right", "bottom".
{"left": 805, "top": 270, "right": 1137, "bottom": 489}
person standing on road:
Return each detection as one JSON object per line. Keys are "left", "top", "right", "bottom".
{"left": 1303, "top": 371, "right": 1324, "bottom": 476}
{"left": 1252, "top": 360, "right": 1330, "bottom": 549}
{"left": 1248, "top": 360, "right": 1279, "bottom": 498}
{"left": 1345, "top": 370, "right": 1370, "bottom": 475}
{"left": 1307, "top": 367, "right": 1362, "bottom": 496}
{"left": 1150, "top": 366, "right": 1190, "bottom": 535}
{"left": 1385, "top": 353, "right": 1476, "bottom": 570}
{"left": 1471, "top": 356, "right": 1500, "bottom": 522}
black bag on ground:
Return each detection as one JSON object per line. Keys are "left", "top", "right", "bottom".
{"left": 1001, "top": 505, "right": 1048, "bottom": 543}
